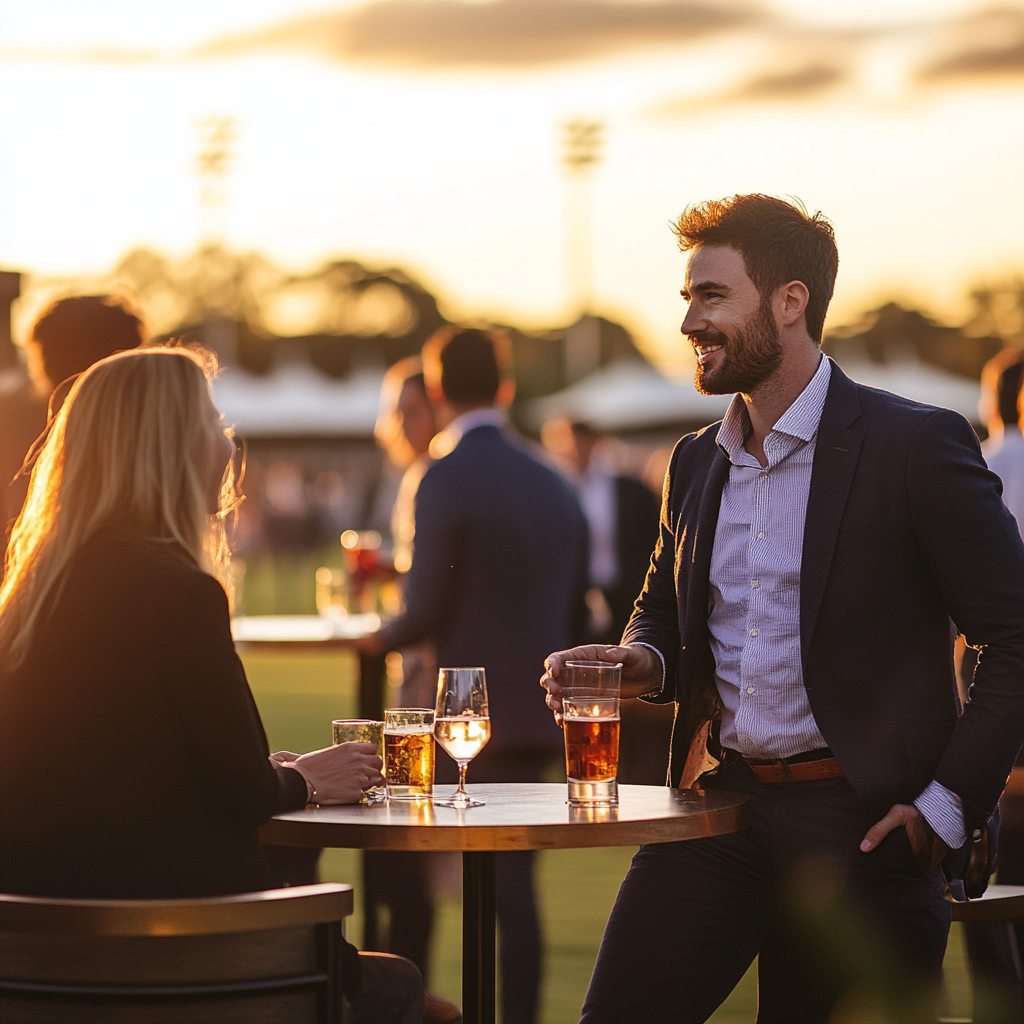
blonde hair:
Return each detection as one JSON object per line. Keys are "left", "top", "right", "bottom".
{"left": 0, "top": 346, "right": 237, "bottom": 669}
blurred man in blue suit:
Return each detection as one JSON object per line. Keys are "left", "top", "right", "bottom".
{"left": 369, "top": 325, "right": 589, "bottom": 1024}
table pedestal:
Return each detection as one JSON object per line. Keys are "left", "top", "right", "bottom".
{"left": 462, "top": 851, "right": 497, "bottom": 1024}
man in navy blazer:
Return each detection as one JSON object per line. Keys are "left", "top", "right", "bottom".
{"left": 375, "top": 326, "right": 588, "bottom": 1024}
{"left": 542, "top": 195, "right": 1024, "bottom": 1023}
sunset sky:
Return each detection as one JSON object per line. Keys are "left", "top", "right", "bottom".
{"left": 1, "top": 0, "right": 1023, "bottom": 371}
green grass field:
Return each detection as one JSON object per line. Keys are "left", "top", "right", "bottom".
{"left": 242, "top": 650, "right": 973, "bottom": 1024}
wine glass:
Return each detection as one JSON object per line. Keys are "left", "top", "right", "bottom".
{"left": 433, "top": 667, "right": 490, "bottom": 808}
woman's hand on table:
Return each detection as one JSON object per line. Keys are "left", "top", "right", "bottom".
{"left": 540, "top": 644, "right": 662, "bottom": 726}
{"left": 279, "top": 743, "right": 384, "bottom": 805}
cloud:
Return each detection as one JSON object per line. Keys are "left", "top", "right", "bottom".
{"left": 198, "top": 0, "right": 765, "bottom": 67}
{"left": 917, "top": 7, "right": 1024, "bottom": 82}
{"left": 723, "top": 61, "right": 846, "bottom": 101}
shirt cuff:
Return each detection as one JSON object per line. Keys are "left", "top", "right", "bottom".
{"left": 914, "top": 780, "right": 967, "bottom": 850}
{"left": 628, "top": 642, "right": 665, "bottom": 697}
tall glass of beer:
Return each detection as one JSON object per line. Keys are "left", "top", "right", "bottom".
{"left": 563, "top": 660, "right": 621, "bottom": 806}
{"left": 384, "top": 708, "right": 435, "bottom": 800}
{"left": 332, "top": 719, "right": 386, "bottom": 804}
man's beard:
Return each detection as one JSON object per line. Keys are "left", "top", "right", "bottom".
{"left": 692, "top": 300, "right": 783, "bottom": 396}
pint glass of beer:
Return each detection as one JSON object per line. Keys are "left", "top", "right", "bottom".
{"left": 333, "top": 719, "right": 386, "bottom": 804}
{"left": 384, "top": 708, "right": 435, "bottom": 800}
{"left": 563, "top": 660, "right": 621, "bottom": 806}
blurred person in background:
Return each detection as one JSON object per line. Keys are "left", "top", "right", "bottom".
{"left": 980, "top": 348, "right": 1024, "bottom": 536}
{"left": 364, "top": 356, "right": 449, "bottom": 1016}
{"left": 540, "top": 417, "right": 660, "bottom": 643}
{"left": 364, "top": 326, "right": 589, "bottom": 1024}
{"left": 0, "top": 294, "right": 145, "bottom": 545}
{"left": 960, "top": 348, "right": 1024, "bottom": 1017}
{"left": 0, "top": 346, "right": 426, "bottom": 1024}
{"left": 541, "top": 416, "right": 672, "bottom": 785}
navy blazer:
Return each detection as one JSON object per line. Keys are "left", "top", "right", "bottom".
{"left": 381, "top": 424, "right": 589, "bottom": 753}
{"left": 624, "top": 360, "right": 1024, "bottom": 834}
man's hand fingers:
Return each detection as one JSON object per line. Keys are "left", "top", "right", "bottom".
{"left": 860, "top": 806, "right": 908, "bottom": 852}
{"left": 544, "top": 645, "right": 626, "bottom": 677}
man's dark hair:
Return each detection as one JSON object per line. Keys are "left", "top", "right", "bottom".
{"left": 30, "top": 295, "right": 146, "bottom": 389}
{"left": 672, "top": 194, "right": 839, "bottom": 343}
{"left": 423, "top": 325, "right": 511, "bottom": 407}
{"left": 983, "top": 348, "right": 1024, "bottom": 426}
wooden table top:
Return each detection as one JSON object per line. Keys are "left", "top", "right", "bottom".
{"left": 259, "top": 783, "right": 751, "bottom": 852}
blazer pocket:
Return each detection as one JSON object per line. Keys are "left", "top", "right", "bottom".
{"left": 834, "top": 509, "right": 897, "bottom": 553}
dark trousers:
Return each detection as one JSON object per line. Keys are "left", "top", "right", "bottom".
{"left": 363, "top": 850, "right": 436, "bottom": 979}
{"left": 580, "top": 762, "right": 951, "bottom": 1024}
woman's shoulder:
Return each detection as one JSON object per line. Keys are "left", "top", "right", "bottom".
{"left": 70, "top": 528, "right": 226, "bottom": 612}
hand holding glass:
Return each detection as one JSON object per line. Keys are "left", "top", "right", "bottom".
{"left": 433, "top": 668, "right": 490, "bottom": 809}
{"left": 333, "top": 719, "right": 386, "bottom": 804}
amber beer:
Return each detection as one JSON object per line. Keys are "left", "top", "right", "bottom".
{"left": 384, "top": 709, "right": 435, "bottom": 800}
{"left": 565, "top": 716, "right": 620, "bottom": 781}
{"left": 563, "top": 696, "right": 620, "bottom": 805}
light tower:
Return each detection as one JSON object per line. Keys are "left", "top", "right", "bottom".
{"left": 193, "top": 116, "right": 238, "bottom": 364}
{"left": 561, "top": 119, "right": 604, "bottom": 383}
{"left": 194, "top": 115, "right": 237, "bottom": 246}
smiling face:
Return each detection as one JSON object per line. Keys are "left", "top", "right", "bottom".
{"left": 680, "top": 244, "right": 783, "bottom": 397}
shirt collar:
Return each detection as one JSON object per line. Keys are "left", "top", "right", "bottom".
{"left": 716, "top": 354, "right": 831, "bottom": 461}
{"left": 428, "top": 407, "right": 507, "bottom": 459}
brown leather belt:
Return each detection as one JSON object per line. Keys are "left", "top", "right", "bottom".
{"left": 746, "top": 757, "right": 845, "bottom": 784}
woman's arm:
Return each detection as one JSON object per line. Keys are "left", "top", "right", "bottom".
{"left": 157, "top": 572, "right": 379, "bottom": 825}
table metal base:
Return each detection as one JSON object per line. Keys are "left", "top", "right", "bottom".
{"left": 462, "top": 851, "right": 496, "bottom": 1024}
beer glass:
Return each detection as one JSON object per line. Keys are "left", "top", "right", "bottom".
{"left": 433, "top": 667, "right": 490, "bottom": 809}
{"left": 563, "top": 660, "right": 621, "bottom": 806}
{"left": 384, "top": 708, "right": 435, "bottom": 800}
{"left": 332, "top": 719, "right": 386, "bottom": 804}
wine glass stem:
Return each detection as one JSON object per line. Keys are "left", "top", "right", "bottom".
{"left": 455, "top": 761, "right": 469, "bottom": 796}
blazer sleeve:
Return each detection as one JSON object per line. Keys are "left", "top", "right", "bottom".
{"left": 908, "top": 409, "right": 1024, "bottom": 830}
{"left": 157, "top": 571, "right": 308, "bottom": 828}
{"left": 621, "top": 442, "right": 685, "bottom": 704}
{"left": 378, "top": 465, "right": 458, "bottom": 651}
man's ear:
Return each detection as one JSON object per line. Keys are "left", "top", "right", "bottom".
{"left": 496, "top": 377, "right": 516, "bottom": 409}
{"left": 778, "top": 280, "right": 810, "bottom": 329}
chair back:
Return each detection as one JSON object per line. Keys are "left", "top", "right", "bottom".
{"left": 0, "top": 883, "right": 353, "bottom": 1024}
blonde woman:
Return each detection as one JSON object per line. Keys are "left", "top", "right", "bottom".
{"left": 0, "top": 347, "right": 424, "bottom": 1024}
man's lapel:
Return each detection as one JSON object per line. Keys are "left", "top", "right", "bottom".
{"left": 686, "top": 444, "right": 731, "bottom": 638}
{"left": 800, "top": 360, "right": 864, "bottom": 664}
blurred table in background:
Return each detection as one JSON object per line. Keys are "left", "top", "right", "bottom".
{"left": 233, "top": 613, "right": 386, "bottom": 719}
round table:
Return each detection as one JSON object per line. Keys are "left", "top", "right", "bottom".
{"left": 260, "top": 782, "right": 750, "bottom": 1024}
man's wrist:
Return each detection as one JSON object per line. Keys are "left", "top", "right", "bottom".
{"left": 627, "top": 642, "right": 665, "bottom": 697}
{"left": 914, "top": 780, "right": 966, "bottom": 850}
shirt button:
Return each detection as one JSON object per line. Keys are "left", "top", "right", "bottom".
{"left": 757, "top": 532, "right": 766, "bottom": 540}
{"left": 746, "top": 687, "right": 756, "bottom": 695}
{"left": 750, "top": 579, "right": 760, "bottom": 588}
{"left": 749, "top": 628, "right": 759, "bottom": 637}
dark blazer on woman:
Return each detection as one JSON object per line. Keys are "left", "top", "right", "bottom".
{"left": 626, "top": 360, "right": 1024, "bottom": 834}
{"left": 0, "top": 528, "right": 307, "bottom": 899}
